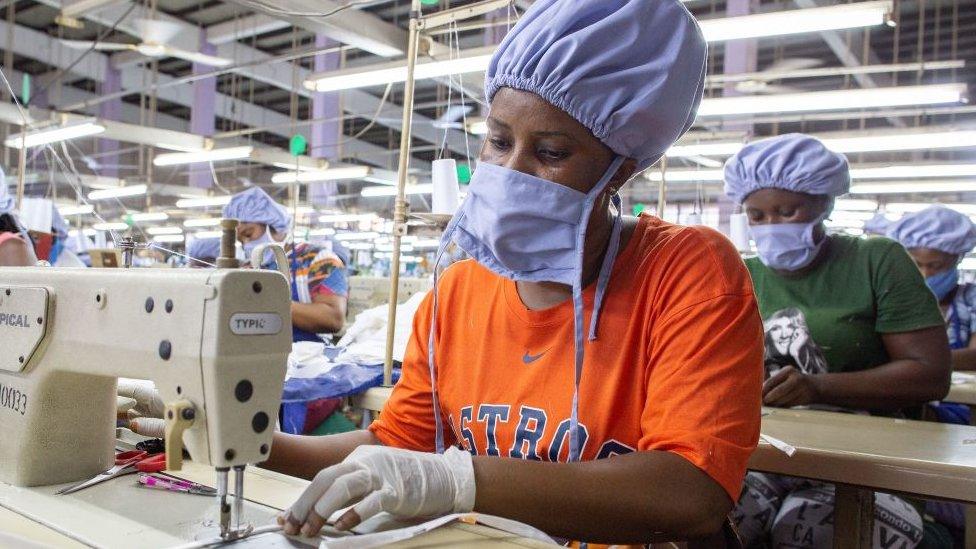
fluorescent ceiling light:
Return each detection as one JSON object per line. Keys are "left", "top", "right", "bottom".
{"left": 376, "top": 244, "right": 414, "bottom": 253}
{"left": 271, "top": 160, "right": 327, "bottom": 172}
{"left": 318, "top": 213, "right": 376, "bottom": 224}
{"left": 87, "top": 184, "right": 147, "bottom": 201}
{"left": 884, "top": 202, "right": 976, "bottom": 215}
{"left": 467, "top": 119, "right": 487, "bottom": 135}
{"left": 146, "top": 226, "right": 183, "bottom": 235}
{"left": 361, "top": 184, "right": 434, "bottom": 197}
{"left": 828, "top": 211, "right": 877, "bottom": 222}
{"left": 152, "top": 234, "right": 185, "bottom": 243}
{"left": 5, "top": 120, "right": 105, "bottom": 149}
{"left": 850, "top": 180, "right": 976, "bottom": 194}
{"left": 191, "top": 230, "right": 223, "bottom": 239}
{"left": 305, "top": 51, "right": 495, "bottom": 93}
{"left": 345, "top": 242, "right": 374, "bottom": 251}
{"left": 412, "top": 239, "right": 441, "bottom": 249}
{"left": 183, "top": 217, "right": 222, "bottom": 227}
{"left": 646, "top": 169, "right": 723, "bottom": 182}
{"left": 153, "top": 146, "right": 253, "bottom": 167}
{"left": 92, "top": 222, "right": 128, "bottom": 231}
{"left": 68, "top": 228, "right": 97, "bottom": 237}
{"left": 305, "top": 3, "right": 891, "bottom": 93}
{"left": 697, "top": 84, "right": 967, "bottom": 117}
{"left": 834, "top": 199, "right": 879, "bottom": 211}
{"left": 272, "top": 166, "right": 372, "bottom": 184}
{"left": 59, "top": 204, "right": 94, "bottom": 216}
{"left": 698, "top": 1, "right": 892, "bottom": 42}
{"left": 667, "top": 130, "right": 976, "bottom": 159}
{"left": 128, "top": 212, "right": 169, "bottom": 222}
{"left": 851, "top": 164, "right": 976, "bottom": 179}
{"left": 335, "top": 231, "right": 380, "bottom": 241}
{"left": 308, "top": 228, "right": 337, "bottom": 236}
{"left": 175, "top": 196, "right": 233, "bottom": 208}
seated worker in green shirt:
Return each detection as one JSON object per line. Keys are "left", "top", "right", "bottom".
{"left": 723, "top": 134, "right": 951, "bottom": 549}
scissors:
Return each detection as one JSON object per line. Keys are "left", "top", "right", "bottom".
{"left": 56, "top": 450, "right": 167, "bottom": 495}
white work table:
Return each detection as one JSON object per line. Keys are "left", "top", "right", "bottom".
{"left": 947, "top": 381, "right": 976, "bottom": 410}
{"left": 0, "top": 459, "right": 555, "bottom": 548}
{"left": 750, "top": 407, "right": 976, "bottom": 548}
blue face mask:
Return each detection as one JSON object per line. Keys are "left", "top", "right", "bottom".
{"left": 926, "top": 267, "right": 959, "bottom": 301}
{"left": 750, "top": 214, "right": 827, "bottom": 272}
{"left": 242, "top": 230, "right": 274, "bottom": 266}
{"left": 429, "top": 157, "right": 627, "bottom": 462}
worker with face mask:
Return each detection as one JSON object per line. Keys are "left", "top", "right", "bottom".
{"left": 888, "top": 205, "right": 976, "bottom": 371}
{"left": 186, "top": 236, "right": 221, "bottom": 268}
{"left": 724, "top": 134, "right": 950, "bottom": 549}
{"left": 263, "top": 1, "right": 765, "bottom": 546}
{"left": 223, "top": 187, "right": 348, "bottom": 342}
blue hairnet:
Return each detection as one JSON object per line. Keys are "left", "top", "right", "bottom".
{"left": 887, "top": 205, "right": 976, "bottom": 256}
{"left": 0, "top": 167, "right": 12, "bottom": 215}
{"left": 724, "top": 134, "right": 851, "bottom": 204}
{"left": 485, "top": 0, "right": 706, "bottom": 171}
{"left": 51, "top": 205, "right": 68, "bottom": 239}
{"left": 863, "top": 213, "right": 893, "bottom": 236}
{"left": 188, "top": 237, "right": 222, "bottom": 262}
{"left": 222, "top": 187, "right": 291, "bottom": 232}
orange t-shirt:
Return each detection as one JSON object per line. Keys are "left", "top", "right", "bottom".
{"left": 370, "top": 215, "right": 763, "bottom": 500}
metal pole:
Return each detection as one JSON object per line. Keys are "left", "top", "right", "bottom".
{"left": 383, "top": 0, "right": 423, "bottom": 386}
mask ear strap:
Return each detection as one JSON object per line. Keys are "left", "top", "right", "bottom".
{"left": 588, "top": 193, "right": 622, "bottom": 340}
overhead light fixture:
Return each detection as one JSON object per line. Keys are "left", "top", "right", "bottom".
{"left": 884, "top": 202, "right": 976, "bottom": 215}
{"left": 308, "top": 228, "right": 337, "bottom": 237}
{"left": 667, "top": 129, "right": 976, "bottom": 159}
{"left": 151, "top": 234, "right": 185, "bottom": 243}
{"left": 318, "top": 213, "right": 376, "bottom": 224}
{"left": 175, "top": 196, "right": 233, "bottom": 208}
{"left": 68, "top": 228, "right": 97, "bottom": 237}
{"left": 87, "top": 184, "right": 148, "bottom": 201}
{"left": 153, "top": 146, "right": 253, "bottom": 167}
{"left": 271, "top": 160, "right": 327, "bottom": 172}
{"left": 851, "top": 180, "right": 976, "bottom": 194}
{"left": 345, "top": 242, "right": 374, "bottom": 251}
{"left": 834, "top": 199, "right": 879, "bottom": 211}
{"left": 828, "top": 211, "right": 877, "bottom": 222}
{"left": 335, "top": 231, "right": 381, "bottom": 241}
{"left": 128, "top": 212, "right": 169, "bottom": 222}
{"left": 466, "top": 119, "right": 487, "bottom": 135}
{"left": 92, "top": 222, "right": 129, "bottom": 231}
{"left": 697, "top": 84, "right": 967, "bottom": 117}
{"left": 5, "top": 120, "right": 106, "bottom": 149}
{"left": 305, "top": 49, "right": 495, "bottom": 93}
{"left": 271, "top": 166, "right": 372, "bottom": 184}
{"left": 646, "top": 169, "right": 723, "bottom": 182}
{"left": 305, "top": 3, "right": 892, "bottom": 94}
{"left": 697, "top": 1, "right": 892, "bottom": 42}
{"left": 58, "top": 204, "right": 94, "bottom": 216}
{"left": 850, "top": 164, "right": 976, "bottom": 179}
{"left": 376, "top": 244, "right": 414, "bottom": 253}
{"left": 146, "top": 226, "right": 183, "bottom": 235}
{"left": 361, "top": 184, "right": 434, "bottom": 197}
{"left": 412, "top": 239, "right": 441, "bottom": 249}
{"left": 183, "top": 217, "right": 222, "bottom": 227}
{"left": 191, "top": 230, "right": 223, "bottom": 239}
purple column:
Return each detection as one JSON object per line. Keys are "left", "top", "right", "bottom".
{"left": 189, "top": 28, "right": 217, "bottom": 189}
{"left": 97, "top": 59, "right": 122, "bottom": 178}
{"left": 309, "top": 34, "right": 341, "bottom": 206}
{"left": 718, "top": 0, "right": 759, "bottom": 234}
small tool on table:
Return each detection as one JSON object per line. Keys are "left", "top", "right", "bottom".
{"left": 138, "top": 473, "right": 216, "bottom": 496}
{"left": 56, "top": 450, "right": 167, "bottom": 495}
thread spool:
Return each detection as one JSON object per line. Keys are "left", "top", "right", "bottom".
{"left": 729, "top": 212, "right": 752, "bottom": 252}
{"left": 217, "top": 219, "right": 240, "bottom": 269}
{"left": 129, "top": 417, "right": 166, "bottom": 438}
{"left": 431, "top": 159, "right": 460, "bottom": 215}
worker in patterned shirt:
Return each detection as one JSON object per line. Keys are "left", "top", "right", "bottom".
{"left": 224, "top": 187, "right": 348, "bottom": 342}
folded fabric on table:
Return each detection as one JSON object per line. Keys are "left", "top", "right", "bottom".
{"left": 281, "top": 341, "right": 401, "bottom": 434}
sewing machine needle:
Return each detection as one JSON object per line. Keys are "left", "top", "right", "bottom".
{"left": 233, "top": 465, "right": 245, "bottom": 531}
{"left": 216, "top": 468, "right": 230, "bottom": 538}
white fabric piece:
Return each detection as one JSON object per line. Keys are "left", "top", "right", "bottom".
{"left": 337, "top": 291, "right": 427, "bottom": 363}
{"left": 286, "top": 446, "right": 475, "bottom": 531}
{"left": 321, "top": 513, "right": 555, "bottom": 549}
{"left": 759, "top": 434, "right": 796, "bottom": 457}
{"left": 286, "top": 341, "right": 341, "bottom": 380}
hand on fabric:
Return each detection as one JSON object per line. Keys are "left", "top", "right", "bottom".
{"left": 278, "top": 446, "right": 475, "bottom": 537}
{"left": 763, "top": 366, "right": 822, "bottom": 407}
{"left": 117, "top": 379, "right": 165, "bottom": 418}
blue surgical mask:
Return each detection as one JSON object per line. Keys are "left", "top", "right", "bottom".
{"left": 926, "top": 267, "right": 959, "bottom": 301}
{"left": 429, "top": 157, "right": 627, "bottom": 462}
{"left": 750, "top": 215, "right": 827, "bottom": 271}
{"left": 242, "top": 230, "right": 273, "bottom": 266}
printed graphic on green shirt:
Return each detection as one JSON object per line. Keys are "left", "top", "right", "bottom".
{"left": 762, "top": 308, "right": 828, "bottom": 378}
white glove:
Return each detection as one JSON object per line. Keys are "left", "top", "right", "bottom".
{"left": 282, "top": 445, "right": 476, "bottom": 537}
{"left": 117, "top": 378, "right": 165, "bottom": 418}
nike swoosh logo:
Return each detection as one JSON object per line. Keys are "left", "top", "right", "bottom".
{"left": 522, "top": 349, "right": 550, "bottom": 364}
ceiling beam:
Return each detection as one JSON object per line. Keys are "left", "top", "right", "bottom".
{"left": 206, "top": 13, "right": 291, "bottom": 45}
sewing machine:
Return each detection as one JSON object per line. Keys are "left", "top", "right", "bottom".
{"left": 0, "top": 249, "right": 292, "bottom": 540}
